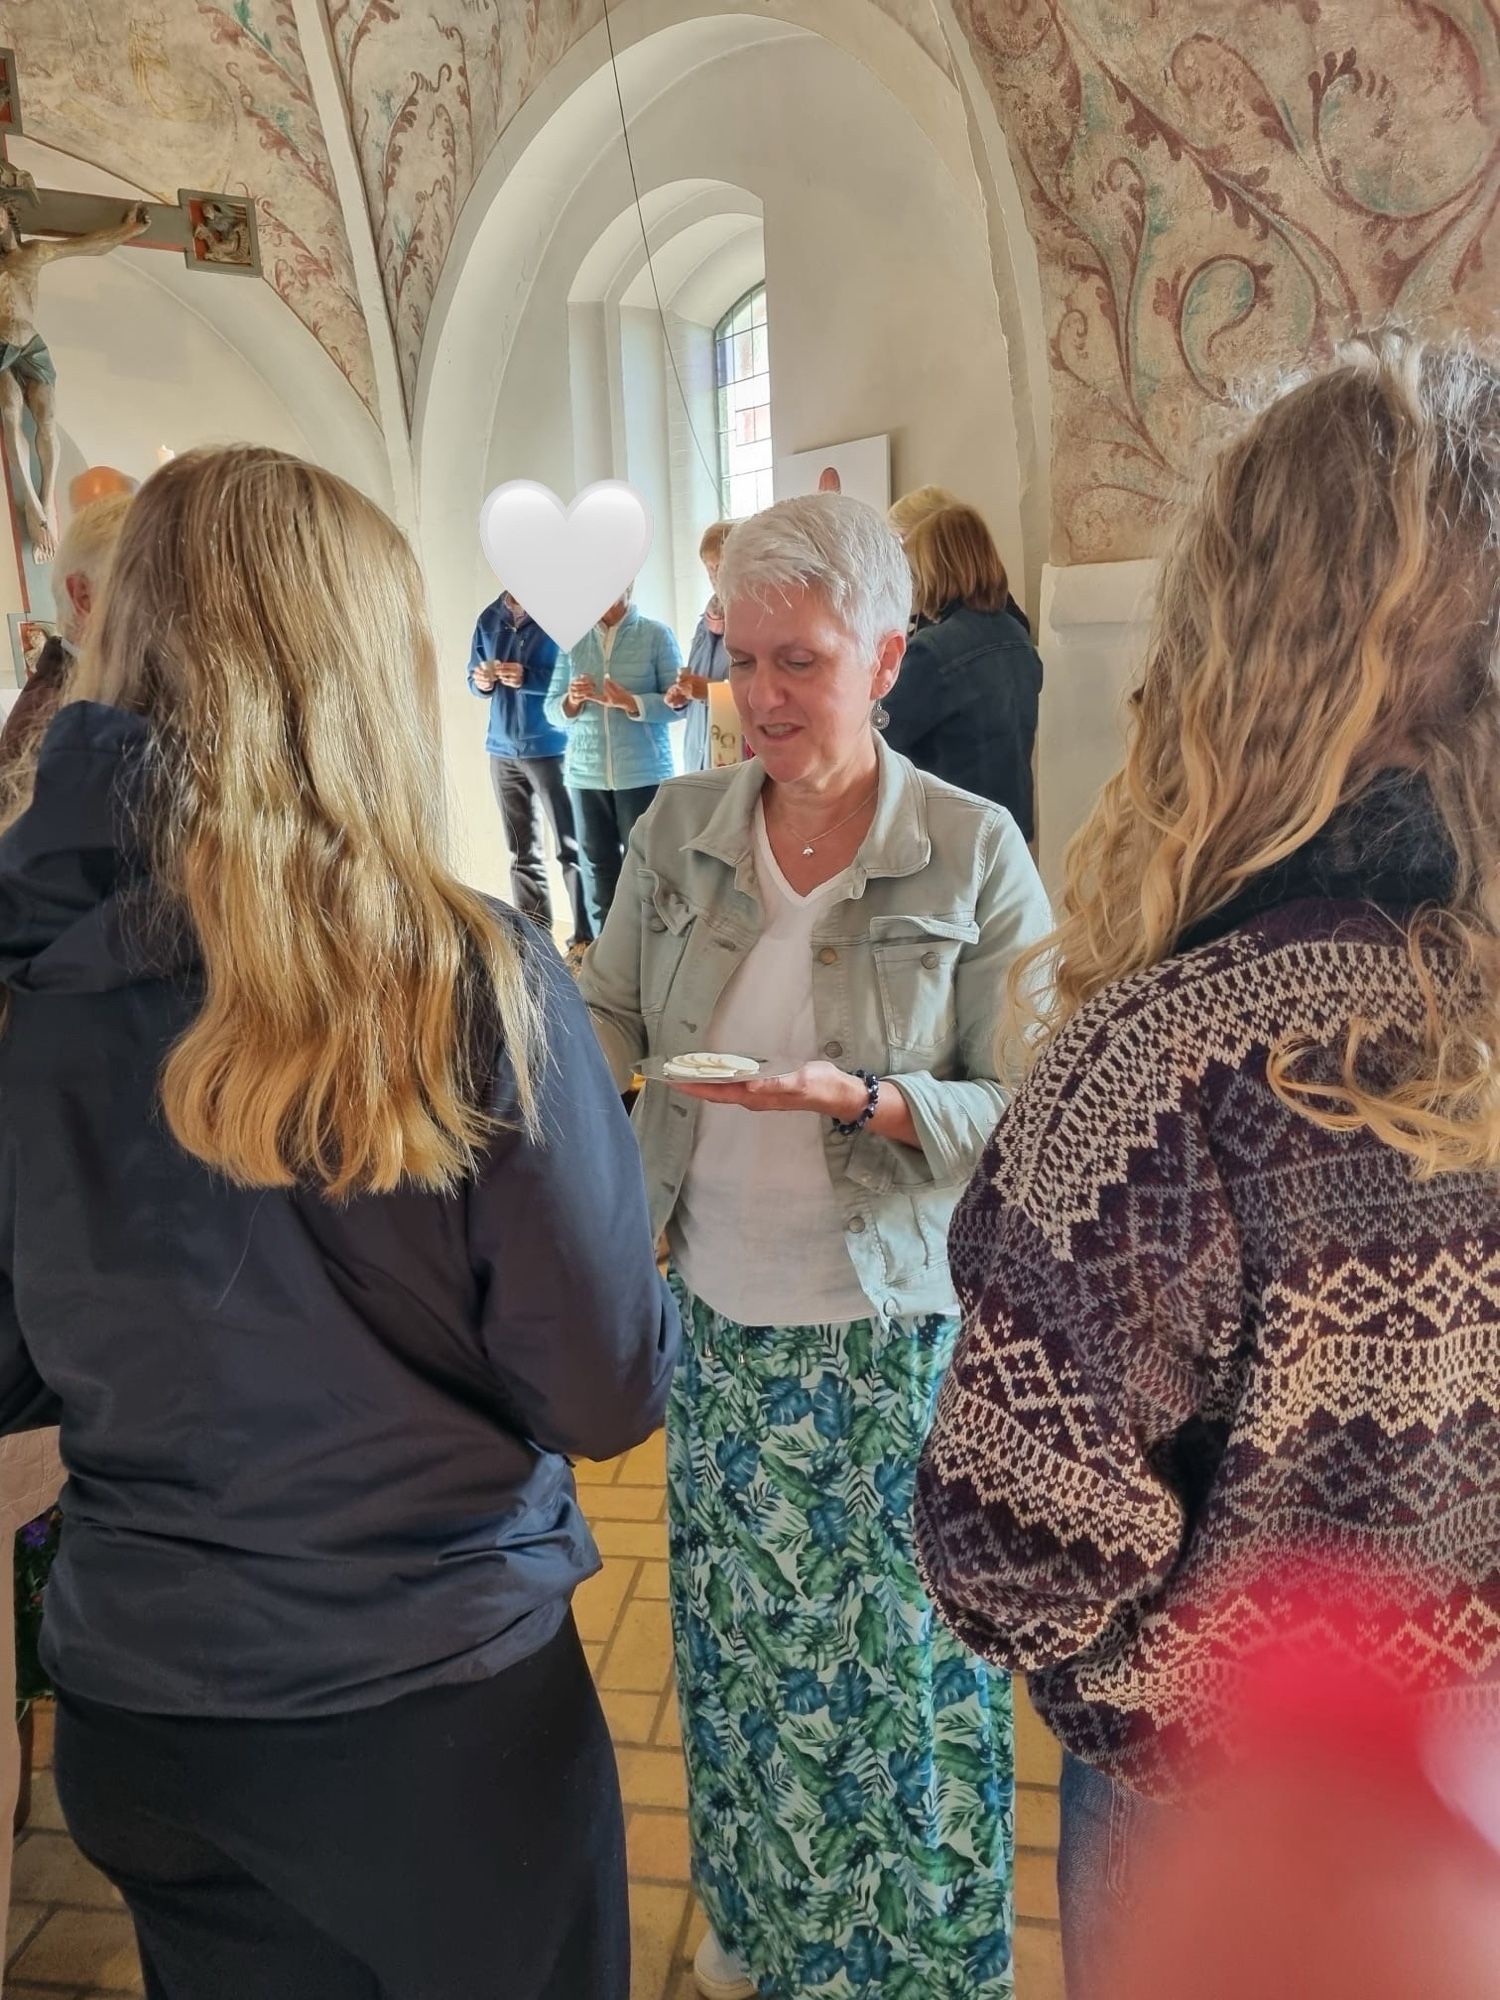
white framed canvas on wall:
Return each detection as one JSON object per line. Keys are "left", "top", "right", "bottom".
{"left": 775, "top": 435, "right": 891, "bottom": 511}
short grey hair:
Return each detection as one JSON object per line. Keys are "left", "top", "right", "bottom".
{"left": 715, "top": 494, "right": 912, "bottom": 656}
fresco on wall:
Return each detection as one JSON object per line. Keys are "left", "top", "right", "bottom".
{"left": 954, "top": 0, "right": 1500, "bottom": 563}
{"left": 8, "top": 0, "right": 377, "bottom": 416}
{"left": 327, "top": 0, "right": 594, "bottom": 418}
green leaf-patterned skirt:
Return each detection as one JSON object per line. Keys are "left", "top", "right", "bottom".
{"left": 666, "top": 1276, "right": 1015, "bottom": 1998}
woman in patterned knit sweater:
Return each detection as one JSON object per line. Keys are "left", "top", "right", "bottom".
{"left": 913, "top": 331, "right": 1500, "bottom": 1997}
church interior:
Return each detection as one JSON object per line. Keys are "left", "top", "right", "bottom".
{"left": 0, "top": 3, "right": 1496, "bottom": 1998}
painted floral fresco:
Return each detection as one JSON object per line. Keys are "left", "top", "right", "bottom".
{"left": 7, "top": 0, "right": 377, "bottom": 416}
{"left": 327, "top": 0, "right": 595, "bottom": 417}
{"left": 953, "top": 0, "right": 1500, "bottom": 562}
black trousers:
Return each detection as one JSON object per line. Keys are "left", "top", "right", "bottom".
{"left": 53, "top": 1618, "right": 627, "bottom": 2000}
{"left": 571, "top": 783, "right": 660, "bottom": 934}
{"left": 489, "top": 755, "right": 592, "bottom": 945}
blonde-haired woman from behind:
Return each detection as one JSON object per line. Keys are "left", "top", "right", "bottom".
{"left": 0, "top": 445, "right": 678, "bottom": 2000}
{"left": 915, "top": 332, "right": 1500, "bottom": 1996}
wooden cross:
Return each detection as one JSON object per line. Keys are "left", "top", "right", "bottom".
{"left": 0, "top": 47, "right": 261, "bottom": 279}
{"left": 0, "top": 45, "right": 261, "bottom": 662}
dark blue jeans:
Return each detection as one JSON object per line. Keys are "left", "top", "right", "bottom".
{"left": 571, "top": 783, "right": 660, "bottom": 934}
{"left": 1058, "top": 1751, "right": 1168, "bottom": 1998}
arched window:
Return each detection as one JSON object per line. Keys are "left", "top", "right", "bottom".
{"left": 715, "top": 284, "right": 772, "bottom": 518}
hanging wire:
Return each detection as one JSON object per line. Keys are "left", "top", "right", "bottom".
{"left": 599, "top": 0, "right": 725, "bottom": 502}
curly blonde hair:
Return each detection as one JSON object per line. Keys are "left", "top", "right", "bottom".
{"left": 1006, "top": 330, "right": 1500, "bottom": 1176}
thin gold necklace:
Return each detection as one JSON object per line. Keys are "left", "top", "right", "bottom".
{"left": 772, "top": 784, "right": 880, "bottom": 858}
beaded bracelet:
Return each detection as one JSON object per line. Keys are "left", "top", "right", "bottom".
{"left": 833, "top": 1068, "right": 880, "bottom": 1136}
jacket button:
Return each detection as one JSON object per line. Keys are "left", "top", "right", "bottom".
{"left": 848, "top": 1216, "right": 866, "bottom": 1234}
{"left": 884, "top": 1297, "right": 900, "bottom": 1317}
{"left": 824, "top": 1040, "right": 843, "bottom": 1058}
{"left": 818, "top": 947, "right": 838, "bottom": 965}
{"left": 682, "top": 1021, "right": 698, "bottom": 1033}
{"left": 921, "top": 950, "right": 939, "bottom": 968}
{"left": 649, "top": 917, "right": 667, "bottom": 933}
{"left": 717, "top": 938, "right": 739, "bottom": 952}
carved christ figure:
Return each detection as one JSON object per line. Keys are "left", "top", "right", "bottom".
{"left": 0, "top": 200, "right": 149, "bottom": 561}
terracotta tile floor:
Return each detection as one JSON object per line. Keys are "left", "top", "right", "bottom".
{"left": 6, "top": 1434, "right": 1064, "bottom": 1998}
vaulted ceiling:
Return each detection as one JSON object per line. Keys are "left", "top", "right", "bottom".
{"left": 10, "top": 0, "right": 1499, "bottom": 561}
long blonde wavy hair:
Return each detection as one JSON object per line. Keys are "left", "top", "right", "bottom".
{"left": 1007, "top": 330, "right": 1500, "bottom": 1177}
{"left": 29, "top": 445, "right": 541, "bottom": 1198}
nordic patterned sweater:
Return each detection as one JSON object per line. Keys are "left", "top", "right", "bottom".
{"left": 913, "top": 774, "right": 1500, "bottom": 1802}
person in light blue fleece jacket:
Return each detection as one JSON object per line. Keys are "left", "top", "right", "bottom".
{"left": 545, "top": 588, "right": 683, "bottom": 931}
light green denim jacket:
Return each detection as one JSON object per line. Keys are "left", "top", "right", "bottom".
{"left": 579, "top": 736, "right": 1053, "bottom": 1323}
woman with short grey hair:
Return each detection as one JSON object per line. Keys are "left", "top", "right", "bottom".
{"left": 581, "top": 493, "right": 1052, "bottom": 2000}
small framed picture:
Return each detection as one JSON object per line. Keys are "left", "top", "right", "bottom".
{"left": 776, "top": 435, "right": 891, "bottom": 511}
{"left": 8, "top": 612, "right": 56, "bottom": 688}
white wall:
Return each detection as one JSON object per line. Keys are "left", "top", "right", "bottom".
{"left": 32, "top": 254, "right": 314, "bottom": 483}
{"left": 454, "top": 27, "right": 1023, "bottom": 898}
{"left": 1037, "top": 559, "right": 1159, "bottom": 896}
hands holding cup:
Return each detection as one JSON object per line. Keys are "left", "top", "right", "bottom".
{"left": 665, "top": 670, "right": 709, "bottom": 710}
{"left": 563, "top": 674, "right": 599, "bottom": 719}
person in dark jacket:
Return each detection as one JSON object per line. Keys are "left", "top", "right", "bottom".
{"left": 888, "top": 484, "right": 1031, "bottom": 636}
{"left": 0, "top": 445, "right": 679, "bottom": 2000}
{"left": 881, "top": 503, "right": 1042, "bottom": 841}
{"left": 468, "top": 590, "right": 591, "bottom": 952}
{"left": 0, "top": 492, "right": 130, "bottom": 802}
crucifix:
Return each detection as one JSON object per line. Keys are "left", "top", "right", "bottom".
{"left": 0, "top": 46, "right": 260, "bottom": 576}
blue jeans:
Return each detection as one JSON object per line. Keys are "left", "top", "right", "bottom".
{"left": 1057, "top": 1752, "right": 1167, "bottom": 1999}
{"left": 570, "top": 783, "right": 660, "bottom": 934}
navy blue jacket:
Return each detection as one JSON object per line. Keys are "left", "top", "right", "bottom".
{"left": 0, "top": 703, "right": 678, "bottom": 1717}
{"left": 883, "top": 602, "right": 1042, "bottom": 841}
{"left": 467, "top": 597, "right": 567, "bottom": 760}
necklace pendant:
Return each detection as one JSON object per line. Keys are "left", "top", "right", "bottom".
{"left": 802, "top": 843, "right": 814, "bottom": 857}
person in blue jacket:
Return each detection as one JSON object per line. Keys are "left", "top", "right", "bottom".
{"left": 667, "top": 519, "right": 734, "bottom": 774}
{"left": 545, "top": 585, "right": 683, "bottom": 931}
{"left": 468, "top": 591, "right": 591, "bottom": 951}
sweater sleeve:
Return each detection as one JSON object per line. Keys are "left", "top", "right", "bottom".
{"left": 468, "top": 933, "right": 679, "bottom": 1461}
{"left": 914, "top": 1040, "right": 1243, "bottom": 1673}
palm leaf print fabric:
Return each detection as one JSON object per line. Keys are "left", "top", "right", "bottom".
{"left": 665, "top": 1278, "right": 1015, "bottom": 1998}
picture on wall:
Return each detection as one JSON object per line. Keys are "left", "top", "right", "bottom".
{"left": 8, "top": 611, "right": 56, "bottom": 689}
{"left": 775, "top": 435, "right": 891, "bottom": 512}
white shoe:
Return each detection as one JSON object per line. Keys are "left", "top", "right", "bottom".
{"left": 693, "top": 1928, "right": 757, "bottom": 2000}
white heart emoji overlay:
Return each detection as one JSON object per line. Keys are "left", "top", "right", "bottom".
{"left": 478, "top": 480, "right": 654, "bottom": 653}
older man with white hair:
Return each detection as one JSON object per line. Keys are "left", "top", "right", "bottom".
{"left": 580, "top": 492, "right": 1052, "bottom": 2000}
{"left": 0, "top": 493, "right": 132, "bottom": 787}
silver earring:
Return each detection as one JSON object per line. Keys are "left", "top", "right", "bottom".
{"left": 872, "top": 700, "right": 890, "bottom": 731}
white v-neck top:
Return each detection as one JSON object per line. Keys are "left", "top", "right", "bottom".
{"left": 668, "top": 804, "right": 872, "bottom": 1326}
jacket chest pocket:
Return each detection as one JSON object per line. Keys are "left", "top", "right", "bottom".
{"left": 871, "top": 917, "right": 976, "bottom": 1055}
{"left": 639, "top": 878, "right": 695, "bottom": 1022}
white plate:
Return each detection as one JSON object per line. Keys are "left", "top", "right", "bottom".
{"left": 637, "top": 1054, "right": 800, "bottom": 1083}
